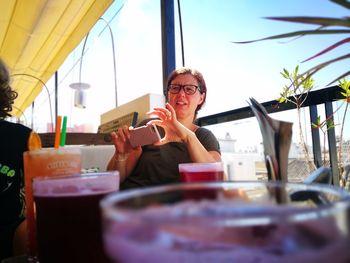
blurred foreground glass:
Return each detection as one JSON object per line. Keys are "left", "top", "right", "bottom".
{"left": 101, "top": 182, "right": 350, "bottom": 263}
{"left": 179, "top": 162, "right": 225, "bottom": 182}
{"left": 23, "top": 147, "right": 81, "bottom": 259}
{"left": 33, "top": 171, "right": 119, "bottom": 263}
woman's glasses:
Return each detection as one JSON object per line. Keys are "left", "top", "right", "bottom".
{"left": 167, "top": 84, "right": 199, "bottom": 95}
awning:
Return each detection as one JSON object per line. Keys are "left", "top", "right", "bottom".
{"left": 0, "top": 0, "right": 113, "bottom": 117}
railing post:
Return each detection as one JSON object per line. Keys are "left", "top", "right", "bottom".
{"left": 309, "top": 105, "right": 322, "bottom": 168}
{"left": 325, "top": 101, "right": 340, "bottom": 186}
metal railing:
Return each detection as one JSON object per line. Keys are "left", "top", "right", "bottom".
{"left": 197, "top": 85, "right": 345, "bottom": 186}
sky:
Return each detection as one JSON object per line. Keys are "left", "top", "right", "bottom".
{"left": 26, "top": 0, "right": 349, "bottom": 151}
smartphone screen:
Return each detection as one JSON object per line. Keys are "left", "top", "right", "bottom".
{"left": 129, "top": 124, "right": 161, "bottom": 147}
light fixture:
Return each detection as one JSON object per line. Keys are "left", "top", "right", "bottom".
{"left": 69, "top": 17, "right": 118, "bottom": 108}
{"left": 70, "top": 32, "right": 90, "bottom": 108}
{"left": 69, "top": 82, "right": 90, "bottom": 108}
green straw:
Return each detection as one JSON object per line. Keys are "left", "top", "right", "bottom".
{"left": 60, "top": 116, "right": 67, "bottom": 146}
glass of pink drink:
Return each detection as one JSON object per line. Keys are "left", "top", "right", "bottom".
{"left": 100, "top": 182, "right": 350, "bottom": 263}
{"left": 179, "top": 162, "right": 225, "bottom": 182}
{"left": 33, "top": 171, "right": 119, "bottom": 263}
{"left": 179, "top": 162, "right": 225, "bottom": 199}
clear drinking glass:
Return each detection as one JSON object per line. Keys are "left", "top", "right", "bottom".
{"left": 100, "top": 181, "right": 350, "bottom": 263}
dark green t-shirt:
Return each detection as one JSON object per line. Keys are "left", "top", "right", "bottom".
{"left": 120, "top": 126, "right": 220, "bottom": 190}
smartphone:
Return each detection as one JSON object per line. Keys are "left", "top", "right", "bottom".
{"left": 129, "top": 124, "right": 161, "bottom": 147}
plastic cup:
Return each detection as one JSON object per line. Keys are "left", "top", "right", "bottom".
{"left": 23, "top": 147, "right": 81, "bottom": 259}
{"left": 179, "top": 162, "right": 225, "bottom": 182}
{"left": 100, "top": 181, "right": 350, "bottom": 263}
{"left": 33, "top": 171, "right": 119, "bottom": 263}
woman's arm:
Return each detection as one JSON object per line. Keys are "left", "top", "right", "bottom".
{"left": 106, "top": 126, "right": 142, "bottom": 182}
{"left": 183, "top": 130, "right": 221, "bottom": 162}
{"left": 107, "top": 148, "right": 142, "bottom": 182}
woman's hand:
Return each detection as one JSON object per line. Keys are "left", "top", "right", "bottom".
{"left": 147, "top": 103, "right": 192, "bottom": 143}
{"left": 108, "top": 125, "right": 142, "bottom": 181}
{"left": 146, "top": 103, "right": 220, "bottom": 162}
{"left": 110, "top": 125, "right": 140, "bottom": 155}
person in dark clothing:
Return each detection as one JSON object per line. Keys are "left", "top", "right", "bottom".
{"left": 107, "top": 67, "right": 221, "bottom": 189}
{"left": 0, "top": 59, "right": 32, "bottom": 260}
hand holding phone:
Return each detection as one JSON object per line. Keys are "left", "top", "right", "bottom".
{"left": 129, "top": 124, "right": 161, "bottom": 148}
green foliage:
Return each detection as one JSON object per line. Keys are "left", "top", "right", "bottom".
{"left": 278, "top": 66, "right": 349, "bottom": 181}
{"left": 277, "top": 65, "right": 314, "bottom": 106}
{"left": 339, "top": 79, "right": 350, "bottom": 102}
{"left": 312, "top": 115, "right": 336, "bottom": 131}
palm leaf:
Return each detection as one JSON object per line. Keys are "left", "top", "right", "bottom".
{"left": 330, "top": 0, "right": 350, "bottom": 9}
{"left": 302, "top": 37, "right": 350, "bottom": 62}
{"left": 302, "top": 54, "right": 350, "bottom": 85}
{"left": 327, "top": 70, "right": 350, "bottom": 86}
{"left": 306, "top": 54, "right": 350, "bottom": 73}
{"left": 265, "top": 16, "right": 350, "bottom": 27}
{"left": 232, "top": 0, "right": 350, "bottom": 86}
{"left": 232, "top": 29, "right": 350, "bottom": 44}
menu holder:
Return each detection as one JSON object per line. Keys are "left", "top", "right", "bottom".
{"left": 248, "top": 98, "right": 293, "bottom": 203}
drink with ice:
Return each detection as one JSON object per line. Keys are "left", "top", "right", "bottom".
{"left": 101, "top": 182, "right": 350, "bottom": 263}
{"left": 23, "top": 147, "right": 81, "bottom": 258}
{"left": 33, "top": 171, "right": 119, "bottom": 263}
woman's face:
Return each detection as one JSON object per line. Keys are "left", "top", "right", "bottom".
{"left": 167, "top": 74, "right": 205, "bottom": 120}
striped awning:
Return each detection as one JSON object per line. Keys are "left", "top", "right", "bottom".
{"left": 0, "top": 0, "right": 113, "bottom": 117}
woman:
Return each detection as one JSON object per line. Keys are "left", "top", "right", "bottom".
{"left": 0, "top": 59, "right": 31, "bottom": 260}
{"left": 107, "top": 67, "right": 221, "bottom": 190}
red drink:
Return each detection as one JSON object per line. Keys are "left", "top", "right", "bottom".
{"left": 179, "top": 162, "right": 225, "bottom": 182}
{"left": 179, "top": 162, "right": 225, "bottom": 199}
{"left": 180, "top": 170, "right": 224, "bottom": 182}
{"left": 33, "top": 172, "right": 119, "bottom": 263}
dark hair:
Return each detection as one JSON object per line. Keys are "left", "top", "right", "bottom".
{"left": 164, "top": 67, "right": 207, "bottom": 115}
{"left": 0, "top": 59, "right": 18, "bottom": 119}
